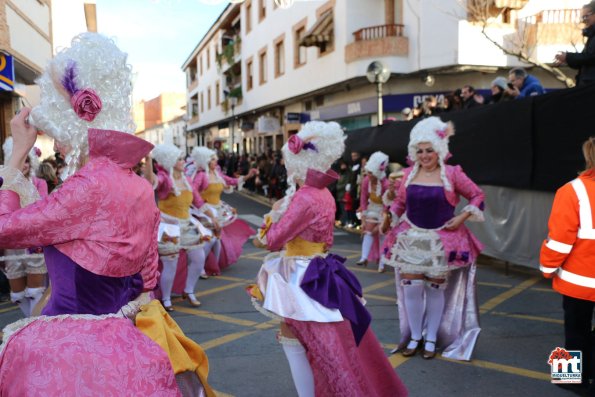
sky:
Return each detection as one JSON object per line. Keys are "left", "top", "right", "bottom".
{"left": 92, "top": 0, "right": 228, "bottom": 101}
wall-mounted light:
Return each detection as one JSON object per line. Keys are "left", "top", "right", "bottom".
{"left": 422, "top": 73, "right": 435, "bottom": 87}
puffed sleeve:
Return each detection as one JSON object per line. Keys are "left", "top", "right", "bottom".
{"left": 0, "top": 171, "right": 97, "bottom": 248}
{"left": 265, "top": 193, "right": 314, "bottom": 251}
{"left": 539, "top": 182, "right": 578, "bottom": 279}
{"left": 390, "top": 177, "right": 407, "bottom": 219}
{"left": 155, "top": 168, "right": 173, "bottom": 200}
{"left": 453, "top": 165, "right": 485, "bottom": 222}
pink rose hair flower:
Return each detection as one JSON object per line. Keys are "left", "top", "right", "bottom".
{"left": 287, "top": 134, "right": 305, "bottom": 154}
{"left": 70, "top": 88, "right": 102, "bottom": 122}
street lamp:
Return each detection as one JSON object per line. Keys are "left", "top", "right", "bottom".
{"left": 366, "top": 61, "right": 391, "bottom": 126}
{"left": 229, "top": 96, "right": 238, "bottom": 153}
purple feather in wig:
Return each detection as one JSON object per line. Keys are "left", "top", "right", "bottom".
{"left": 303, "top": 142, "right": 318, "bottom": 152}
{"left": 61, "top": 60, "right": 79, "bottom": 97}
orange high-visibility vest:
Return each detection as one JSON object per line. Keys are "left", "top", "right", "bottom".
{"left": 540, "top": 173, "right": 595, "bottom": 301}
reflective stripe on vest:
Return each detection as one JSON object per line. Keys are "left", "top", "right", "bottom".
{"left": 571, "top": 179, "right": 595, "bottom": 239}
{"left": 539, "top": 264, "right": 557, "bottom": 274}
{"left": 558, "top": 268, "right": 595, "bottom": 289}
{"left": 545, "top": 239, "right": 573, "bottom": 254}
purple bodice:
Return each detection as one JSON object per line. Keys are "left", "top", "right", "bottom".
{"left": 406, "top": 184, "right": 454, "bottom": 229}
{"left": 42, "top": 246, "right": 143, "bottom": 316}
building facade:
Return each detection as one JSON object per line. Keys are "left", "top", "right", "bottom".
{"left": 0, "top": 0, "right": 53, "bottom": 161}
{"left": 134, "top": 92, "right": 196, "bottom": 154}
{"left": 182, "top": 0, "right": 583, "bottom": 154}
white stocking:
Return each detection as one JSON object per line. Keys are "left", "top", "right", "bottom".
{"left": 11, "top": 290, "right": 30, "bottom": 317}
{"left": 185, "top": 248, "right": 205, "bottom": 294}
{"left": 424, "top": 281, "right": 446, "bottom": 351}
{"left": 25, "top": 287, "right": 46, "bottom": 317}
{"left": 202, "top": 238, "right": 216, "bottom": 257}
{"left": 212, "top": 238, "right": 221, "bottom": 262}
{"left": 402, "top": 279, "right": 425, "bottom": 347}
{"left": 378, "top": 235, "right": 386, "bottom": 271}
{"left": 160, "top": 255, "right": 179, "bottom": 302}
{"left": 360, "top": 233, "right": 374, "bottom": 262}
{"left": 281, "top": 341, "right": 315, "bottom": 397}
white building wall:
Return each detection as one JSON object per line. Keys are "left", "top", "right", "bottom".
{"left": 6, "top": 6, "right": 52, "bottom": 69}
{"left": 11, "top": 0, "right": 51, "bottom": 35}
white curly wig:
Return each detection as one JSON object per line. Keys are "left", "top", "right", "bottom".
{"left": 274, "top": 121, "right": 345, "bottom": 217}
{"left": 152, "top": 143, "right": 189, "bottom": 196}
{"left": 2, "top": 137, "right": 40, "bottom": 177}
{"left": 29, "top": 33, "right": 135, "bottom": 180}
{"left": 365, "top": 151, "right": 389, "bottom": 180}
{"left": 405, "top": 116, "right": 455, "bottom": 191}
{"left": 191, "top": 146, "right": 216, "bottom": 173}
{"left": 282, "top": 121, "right": 345, "bottom": 183}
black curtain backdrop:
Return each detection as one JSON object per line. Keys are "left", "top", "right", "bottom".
{"left": 344, "top": 83, "right": 595, "bottom": 192}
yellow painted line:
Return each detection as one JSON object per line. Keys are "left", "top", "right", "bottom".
{"left": 531, "top": 287, "right": 556, "bottom": 293}
{"left": 0, "top": 306, "right": 17, "bottom": 314}
{"left": 388, "top": 353, "right": 410, "bottom": 368}
{"left": 345, "top": 254, "right": 361, "bottom": 260}
{"left": 173, "top": 306, "right": 259, "bottom": 327}
{"left": 438, "top": 356, "right": 551, "bottom": 381}
{"left": 212, "top": 390, "right": 234, "bottom": 397}
{"left": 363, "top": 279, "right": 396, "bottom": 293}
{"left": 365, "top": 293, "right": 395, "bottom": 302}
{"left": 238, "top": 255, "right": 265, "bottom": 261}
{"left": 477, "top": 281, "right": 512, "bottom": 288}
{"left": 253, "top": 319, "right": 280, "bottom": 330}
{"left": 491, "top": 311, "right": 564, "bottom": 325}
{"left": 479, "top": 277, "right": 541, "bottom": 314}
{"left": 0, "top": 301, "right": 12, "bottom": 307}
{"left": 197, "top": 282, "right": 246, "bottom": 298}
{"left": 332, "top": 248, "right": 361, "bottom": 254}
{"left": 348, "top": 265, "right": 385, "bottom": 274}
{"left": 201, "top": 330, "right": 258, "bottom": 350}
{"left": 216, "top": 275, "right": 253, "bottom": 283}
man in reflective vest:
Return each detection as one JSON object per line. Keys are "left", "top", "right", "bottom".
{"left": 541, "top": 137, "right": 595, "bottom": 396}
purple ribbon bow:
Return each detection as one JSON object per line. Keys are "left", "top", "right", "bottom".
{"left": 300, "top": 254, "right": 371, "bottom": 345}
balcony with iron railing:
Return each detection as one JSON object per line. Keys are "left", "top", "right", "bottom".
{"left": 345, "top": 24, "right": 408, "bottom": 63}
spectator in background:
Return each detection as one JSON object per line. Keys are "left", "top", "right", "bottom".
{"left": 335, "top": 159, "right": 352, "bottom": 227}
{"left": 401, "top": 107, "right": 413, "bottom": 121}
{"left": 349, "top": 151, "right": 363, "bottom": 228}
{"left": 460, "top": 85, "right": 483, "bottom": 109}
{"left": 486, "top": 77, "right": 514, "bottom": 104}
{"left": 37, "top": 161, "right": 61, "bottom": 193}
{"left": 554, "top": 1, "right": 595, "bottom": 86}
{"left": 507, "top": 67, "right": 546, "bottom": 98}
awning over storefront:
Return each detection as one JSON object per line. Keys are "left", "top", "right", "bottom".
{"left": 300, "top": 10, "right": 333, "bottom": 48}
{"left": 494, "top": 0, "right": 529, "bottom": 9}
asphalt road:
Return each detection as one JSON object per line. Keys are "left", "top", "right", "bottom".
{"left": 0, "top": 192, "right": 580, "bottom": 397}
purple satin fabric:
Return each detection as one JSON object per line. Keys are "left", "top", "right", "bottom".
{"left": 406, "top": 184, "right": 454, "bottom": 229}
{"left": 42, "top": 245, "right": 143, "bottom": 316}
{"left": 300, "top": 254, "right": 371, "bottom": 345}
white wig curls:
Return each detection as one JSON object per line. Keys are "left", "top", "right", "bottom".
{"left": 274, "top": 121, "right": 345, "bottom": 218}
{"left": 29, "top": 33, "right": 135, "bottom": 180}
{"left": 191, "top": 146, "right": 216, "bottom": 172}
{"left": 152, "top": 143, "right": 189, "bottom": 196}
{"left": 365, "top": 151, "right": 389, "bottom": 180}
{"left": 405, "top": 116, "right": 455, "bottom": 191}
{"left": 282, "top": 121, "right": 345, "bottom": 183}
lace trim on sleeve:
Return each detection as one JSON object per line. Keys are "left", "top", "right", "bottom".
{"left": 0, "top": 166, "right": 40, "bottom": 207}
{"left": 462, "top": 204, "right": 485, "bottom": 222}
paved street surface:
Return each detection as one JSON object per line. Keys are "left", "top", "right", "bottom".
{"left": 0, "top": 192, "right": 580, "bottom": 397}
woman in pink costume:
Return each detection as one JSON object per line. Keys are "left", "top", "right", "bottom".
{"left": 0, "top": 33, "right": 213, "bottom": 396}
{"left": 190, "top": 146, "right": 256, "bottom": 276}
{"left": 151, "top": 143, "right": 217, "bottom": 311}
{"left": 1, "top": 138, "right": 48, "bottom": 316}
{"left": 356, "top": 151, "right": 392, "bottom": 272}
{"left": 249, "top": 121, "right": 407, "bottom": 397}
{"left": 385, "top": 116, "right": 484, "bottom": 361}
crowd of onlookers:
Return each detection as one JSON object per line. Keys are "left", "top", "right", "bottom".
{"left": 403, "top": 67, "right": 546, "bottom": 120}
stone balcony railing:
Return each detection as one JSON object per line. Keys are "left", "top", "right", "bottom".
{"left": 345, "top": 24, "right": 408, "bottom": 63}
